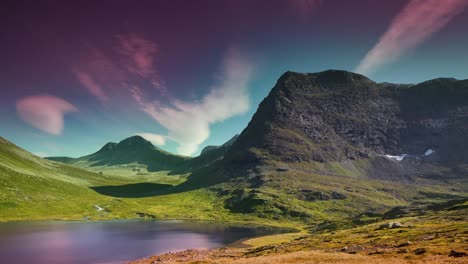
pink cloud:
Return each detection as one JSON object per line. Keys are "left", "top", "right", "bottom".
{"left": 115, "top": 34, "right": 166, "bottom": 93}
{"left": 132, "top": 48, "right": 253, "bottom": 156}
{"left": 72, "top": 68, "right": 109, "bottom": 103}
{"left": 116, "top": 34, "right": 157, "bottom": 77}
{"left": 17, "top": 95, "right": 77, "bottom": 135}
{"left": 356, "top": 0, "right": 468, "bottom": 75}
{"left": 72, "top": 34, "right": 165, "bottom": 103}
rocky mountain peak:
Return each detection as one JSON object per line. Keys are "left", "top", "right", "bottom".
{"left": 311, "top": 69, "right": 375, "bottom": 86}
{"left": 225, "top": 69, "right": 468, "bottom": 180}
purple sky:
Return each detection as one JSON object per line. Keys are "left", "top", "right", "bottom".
{"left": 1, "top": 0, "right": 468, "bottom": 157}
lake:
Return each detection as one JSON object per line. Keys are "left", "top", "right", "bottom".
{"left": 0, "top": 220, "right": 287, "bottom": 264}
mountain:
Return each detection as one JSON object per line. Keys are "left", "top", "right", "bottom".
{"left": 212, "top": 70, "right": 468, "bottom": 219}
{"left": 225, "top": 70, "right": 468, "bottom": 181}
{"left": 48, "top": 136, "right": 189, "bottom": 172}
{"left": 4, "top": 70, "right": 467, "bottom": 225}
{"left": 191, "top": 134, "right": 239, "bottom": 168}
{"left": 48, "top": 134, "right": 239, "bottom": 174}
{"left": 201, "top": 134, "right": 239, "bottom": 155}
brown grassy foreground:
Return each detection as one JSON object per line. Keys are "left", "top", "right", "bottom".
{"left": 129, "top": 204, "right": 468, "bottom": 264}
{"left": 130, "top": 248, "right": 467, "bottom": 264}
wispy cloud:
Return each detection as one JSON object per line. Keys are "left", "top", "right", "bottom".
{"left": 356, "top": 0, "right": 468, "bottom": 75}
{"left": 116, "top": 34, "right": 166, "bottom": 93}
{"left": 16, "top": 95, "right": 77, "bottom": 135}
{"left": 132, "top": 48, "right": 254, "bottom": 156}
{"left": 72, "top": 68, "right": 109, "bottom": 103}
{"left": 136, "top": 132, "right": 166, "bottom": 146}
{"left": 115, "top": 34, "right": 161, "bottom": 82}
{"left": 72, "top": 34, "right": 165, "bottom": 104}
{"left": 71, "top": 44, "right": 126, "bottom": 104}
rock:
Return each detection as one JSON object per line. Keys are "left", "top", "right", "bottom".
{"left": 397, "top": 249, "right": 409, "bottom": 254}
{"left": 136, "top": 212, "right": 156, "bottom": 219}
{"left": 397, "top": 241, "right": 412, "bottom": 247}
{"left": 383, "top": 206, "right": 410, "bottom": 219}
{"left": 276, "top": 166, "right": 290, "bottom": 172}
{"left": 449, "top": 250, "right": 467, "bottom": 257}
{"left": 378, "top": 222, "right": 403, "bottom": 229}
{"left": 340, "top": 247, "right": 348, "bottom": 252}
{"left": 331, "top": 191, "right": 347, "bottom": 199}
{"left": 414, "top": 248, "right": 427, "bottom": 255}
{"left": 297, "top": 190, "right": 347, "bottom": 202}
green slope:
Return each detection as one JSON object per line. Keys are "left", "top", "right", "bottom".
{"left": 0, "top": 137, "right": 266, "bottom": 225}
{"left": 1, "top": 134, "right": 466, "bottom": 232}
{"left": 0, "top": 137, "right": 203, "bottom": 221}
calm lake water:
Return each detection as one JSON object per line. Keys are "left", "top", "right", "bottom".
{"left": 0, "top": 220, "right": 287, "bottom": 264}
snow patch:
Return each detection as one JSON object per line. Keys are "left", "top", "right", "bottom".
{"left": 382, "top": 148, "right": 435, "bottom": 161}
{"left": 384, "top": 154, "right": 408, "bottom": 161}
{"left": 424, "top": 149, "right": 434, "bottom": 156}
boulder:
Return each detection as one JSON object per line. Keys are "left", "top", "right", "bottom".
{"left": 397, "top": 241, "right": 412, "bottom": 247}
{"left": 378, "top": 222, "right": 403, "bottom": 229}
{"left": 414, "top": 248, "right": 427, "bottom": 255}
{"left": 449, "top": 250, "right": 467, "bottom": 257}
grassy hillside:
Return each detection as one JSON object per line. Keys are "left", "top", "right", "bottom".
{"left": 0, "top": 137, "right": 218, "bottom": 222}
{"left": 0, "top": 137, "right": 294, "bottom": 227}
{"left": 2, "top": 136, "right": 466, "bottom": 229}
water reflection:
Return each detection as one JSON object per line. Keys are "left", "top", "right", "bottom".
{"left": 0, "top": 220, "right": 288, "bottom": 264}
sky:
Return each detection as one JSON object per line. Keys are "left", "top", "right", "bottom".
{"left": 1, "top": 0, "right": 468, "bottom": 157}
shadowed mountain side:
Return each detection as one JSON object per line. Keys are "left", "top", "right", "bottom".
{"left": 90, "top": 183, "right": 173, "bottom": 198}
{"left": 90, "top": 161, "right": 229, "bottom": 198}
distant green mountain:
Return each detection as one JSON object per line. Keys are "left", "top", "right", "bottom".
{"left": 48, "top": 134, "right": 239, "bottom": 175}
{"left": 48, "top": 136, "right": 189, "bottom": 172}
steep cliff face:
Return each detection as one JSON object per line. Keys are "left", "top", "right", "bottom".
{"left": 225, "top": 70, "right": 468, "bottom": 180}
{"left": 399, "top": 78, "right": 468, "bottom": 166}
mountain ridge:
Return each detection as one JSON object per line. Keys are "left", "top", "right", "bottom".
{"left": 47, "top": 134, "right": 240, "bottom": 173}
{"left": 47, "top": 70, "right": 468, "bottom": 183}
